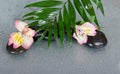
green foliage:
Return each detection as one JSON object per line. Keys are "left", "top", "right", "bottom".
{"left": 23, "top": 0, "right": 104, "bottom": 46}
{"left": 25, "top": 0, "right": 63, "bottom": 8}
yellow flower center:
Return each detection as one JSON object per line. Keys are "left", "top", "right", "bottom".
{"left": 82, "top": 27, "right": 92, "bottom": 35}
{"left": 13, "top": 32, "right": 24, "bottom": 45}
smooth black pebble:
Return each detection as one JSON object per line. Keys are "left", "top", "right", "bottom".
{"left": 85, "top": 30, "right": 107, "bottom": 48}
{"left": 33, "top": 30, "right": 55, "bottom": 42}
{"left": 6, "top": 44, "right": 27, "bottom": 54}
{"left": 30, "top": 26, "right": 55, "bottom": 41}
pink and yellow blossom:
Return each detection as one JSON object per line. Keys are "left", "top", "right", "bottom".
{"left": 73, "top": 22, "right": 97, "bottom": 45}
{"left": 8, "top": 20, "right": 36, "bottom": 49}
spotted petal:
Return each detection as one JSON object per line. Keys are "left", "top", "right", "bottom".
{"left": 75, "top": 25, "right": 81, "bottom": 33}
{"left": 73, "top": 32, "right": 87, "bottom": 44}
{"left": 15, "top": 20, "right": 27, "bottom": 32}
{"left": 22, "top": 35, "right": 34, "bottom": 49}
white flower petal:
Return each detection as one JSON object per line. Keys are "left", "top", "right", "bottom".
{"left": 8, "top": 37, "right": 13, "bottom": 46}
{"left": 15, "top": 20, "right": 27, "bottom": 32}
{"left": 22, "top": 35, "right": 34, "bottom": 49}
{"left": 80, "top": 22, "right": 97, "bottom": 36}
{"left": 88, "top": 30, "right": 97, "bottom": 36}
{"left": 8, "top": 33, "right": 15, "bottom": 46}
{"left": 81, "top": 22, "right": 97, "bottom": 30}
{"left": 23, "top": 28, "right": 36, "bottom": 37}
{"left": 73, "top": 32, "right": 87, "bottom": 45}
{"left": 13, "top": 42, "right": 21, "bottom": 49}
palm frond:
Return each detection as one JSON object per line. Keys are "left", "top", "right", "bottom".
{"left": 48, "top": 23, "right": 52, "bottom": 46}
{"left": 58, "top": 11, "right": 64, "bottom": 46}
{"left": 92, "top": 0, "right": 105, "bottom": 15}
{"left": 23, "top": 0, "right": 105, "bottom": 46}
{"left": 25, "top": 0, "right": 64, "bottom": 8}
{"left": 63, "top": 5, "right": 72, "bottom": 42}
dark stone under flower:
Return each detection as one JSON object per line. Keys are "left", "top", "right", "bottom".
{"left": 30, "top": 26, "right": 56, "bottom": 42}
{"left": 85, "top": 30, "right": 107, "bottom": 48}
{"left": 33, "top": 30, "right": 55, "bottom": 42}
{"left": 6, "top": 44, "right": 27, "bottom": 54}
{"left": 31, "top": 26, "right": 74, "bottom": 42}
{"left": 31, "top": 26, "right": 108, "bottom": 49}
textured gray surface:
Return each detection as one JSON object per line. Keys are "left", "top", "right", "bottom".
{"left": 0, "top": 0, "right": 120, "bottom": 74}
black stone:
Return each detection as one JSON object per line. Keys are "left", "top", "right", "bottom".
{"left": 30, "top": 26, "right": 58, "bottom": 42}
{"left": 30, "top": 25, "right": 74, "bottom": 42}
{"left": 33, "top": 30, "right": 55, "bottom": 42}
{"left": 6, "top": 44, "right": 27, "bottom": 54}
{"left": 85, "top": 30, "right": 107, "bottom": 48}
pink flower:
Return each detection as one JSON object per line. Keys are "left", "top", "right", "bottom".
{"left": 8, "top": 20, "right": 36, "bottom": 49}
{"left": 73, "top": 22, "right": 97, "bottom": 45}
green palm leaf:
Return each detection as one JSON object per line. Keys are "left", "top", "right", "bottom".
{"left": 58, "top": 12, "right": 64, "bottom": 45}
{"left": 81, "top": 0, "right": 100, "bottom": 28}
{"left": 53, "top": 17, "right": 59, "bottom": 45}
{"left": 25, "top": 0, "right": 64, "bottom": 8}
{"left": 92, "top": 0, "right": 105, "bottom": 15}
{"left": 37, "top": 25, "right": 49, "bottom": 43}
{"left": 48, "top": 24, "right": 52, "bottom": 46}
{"left": 68, "top": 0, "right": 76, "bottom": 29}
{"left": 28, "top": 21, "right": 38, "bottom": 27}
{"left": 63, "top": 5, "right": 72, "bottom": 42}
{"left": 23, "top": 8, "right": 60, "bottom": 18}
{"left": 35, "top": 24, "right": 47, "bottom": 32}
{"left": 73, "top": 0, "right": 89, "bottom": 21}
{"left": 23, "top": 0, "right": 105, "bottom": 46}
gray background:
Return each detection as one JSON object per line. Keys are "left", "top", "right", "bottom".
{"left": 0, "top": 0, "right": 120, "bottom": 74}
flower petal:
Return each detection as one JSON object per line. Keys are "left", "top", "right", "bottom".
{"left": 15, "top": 20, "right": 27, "bottom": 32}
{"left": 28, "top": 28, "right": 36, "bottom": 37}
{"left": 81, "top": 22, "right": 97, "bottom": 30}
{"left": 23, "top": 28, "right": 36, "bottom": 37}
{"left": 80, "top": 22, "right": 97, "bottom": 36}
{"left": 73, "top": 32, "right": 87, "bottom": 45}
{"left": 22, "top": 35, "right": 34, "bottom": 49}
{"left": 8, "top": 37, "right": 13, "bottom": 46}
{"left": 13, "top": 42, "right": 21, "bottom": 49}
{"left": 75, "top": 25, "right": 80, "bottom": 30}
{"left": 11, "top": 32, "right": 24, "bottom": 49}
{"left": 88, "top": 30, "right": 97, "bottom": 36}
{"left": 8, "top": 33, "right": 15, "bottom": 46}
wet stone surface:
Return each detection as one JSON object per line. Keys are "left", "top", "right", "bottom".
{"left": 6, "top": 44, "right": 27, "bottom": 54}
{"left": 85, "top": 30, "right": 107, "bottom": 48}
